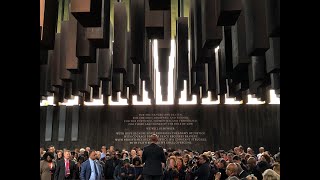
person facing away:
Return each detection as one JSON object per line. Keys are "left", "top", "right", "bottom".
{"left": 80, "top": 150, "right": 103, "bottom": 180}
{"left": 142, "top": 134, "right": 166, "bottom": 180}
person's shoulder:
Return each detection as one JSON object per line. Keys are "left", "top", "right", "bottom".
{"left": 143, "top": 144, "right": 151, "bottom": 149}
{"left": 82, "top": 159, "right": 89, "bottom": 166}
{"left": 156, "top": 144, "right": 164, "bottom": 150}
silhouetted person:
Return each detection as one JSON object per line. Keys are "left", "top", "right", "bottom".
{"left": 142, "top": 134, "right": 166, "bottom": 180}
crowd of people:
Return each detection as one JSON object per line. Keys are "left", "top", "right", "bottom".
{"left": 40, "top": 137, "right": 280, "bottom": 180}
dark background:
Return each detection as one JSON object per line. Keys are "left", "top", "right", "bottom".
{"left": 40, "top": 104, "right": 279, "bottom": 154}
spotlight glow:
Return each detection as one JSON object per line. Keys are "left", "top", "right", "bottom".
{"left": 84, "top": 96, "right": 104, "bottom": 106}
{"left": 154, "top": 40, "right": 175, "bottom": 105}
{"left": 40, "top": 96, "right": 54, "bottom": 106}
{"left": 107, "top": 92, "right": 128, "bottom": 105}
{"left": 59, "top": 96, "right": 79, "bottom": 106}
{"left": 247, "top": 94, "right": 265, "bottom": 104}
{"left": 40, "top": 42, "right": 280, "bottom": 106}
{"left": 201, "top": 91, "right": 220, "bottom": 105}
{"left": 269, "top": 89, "right": 280, "bottom": 104}
{"left": 224, "top": 94, "right": 242, "bottom": 104}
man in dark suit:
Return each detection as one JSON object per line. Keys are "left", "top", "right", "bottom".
{"left": 235, "top": 163, "right": 249, "bottom": 179}
{"left": 142, "top": 134, "right": 166, "bottom": 180}
{"left": 190, "top": 154, "right": 210, "bottom": 180}
{"left": 80, "top": 150, "right": 103, "bottom": 180}
{"left": 54, "top": 150, "right": 77, "bottom": 180}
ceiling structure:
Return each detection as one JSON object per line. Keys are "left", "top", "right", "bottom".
{"left": 40, "top": 0, "right": 280, "bottom": 105}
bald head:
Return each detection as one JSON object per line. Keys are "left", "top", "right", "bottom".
{"left": 259, "top": 147, "right": 265, "bottom": 153}
{"left": 150, "top": 134, "right": 158, "bottom": 143}
{"left": 226, "top": 163, "right": 238, "bottom": 177}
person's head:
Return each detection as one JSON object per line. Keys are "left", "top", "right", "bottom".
{"left": 247, "top": 157, "right": 256, "bottom": 169}
{"left": 260, "top": 152, "right": 271, "bottom": 164}
{"left": 238, "top": 145, "right": 244, "bottom": 153}
{"left": 150, "top": 134, "right": 159, "bottom": 143}
{"left": 57, "top": 150, "right": 63, "bottom": 159}
{"left": 48, "top": 145, "right": 55, "bottom": 153}
{"left": 262, "top": 169, "right": 280, "bottom": 180}
{"left": 77, "top": 155, "right": 85, "bottom": 164}
{"left": 80, "top": 148, "right": 85, "bottom": 154}
{"left": 259, "top": 147, "right": 265, "bottom": 154}
{"left": 132, "top": 157, "right": 142, "bottom": 166}
{"left": 85, "top": 147, "right": 90, "bottom": 152}
{"left": 272, "top": 162, "right": 280, "bottom": 175}
{"left": 168, "top": 156, "right": 177, "bottom": 168}
{"left": 83, "top": 151, "right": 89, "bottom": 158}
{"left": 234, "top": 147, "right": 240, "bottom": 155}
{"left": 105, "top": 151, "right": 111, "bottom": 160}
{"left": 176, "top": 157, "right": 184, "bottom": 167}
{"left": 101, "top": 146, "right": 107, "bottom": 153}
{"left": 173, "top": 151, "right": 181, "bottom": 157}
{"left": 226, "top": 163, "right": 238, "bottom": 177}
{"left": 215, "top": 151, "right": 221, "bottom": 159}
{"left": 217, "top": 159, "right": 227, "bottom": 169}
{"left": 137, "top": 149, "right": 143, "bottom": 157}
{"left": 239, "top": 153, "right": 246, "bottom": 160}
{"left": 89, "top": 150, "right": 96, "bottom": 160}
{"left": 109, "top": 146, "right": 114, "bottom": 152}
{"left": 130, "top": 149, "right": 137, "bottom": 157}
{"left": 245, "top": 153, "right": 251, "bottom": 161}
{"left": 64, "top": 150, "right": 71, "bottom": 160}
{"left": 40, "top": 147, "right": 45, "bottom": 155}
{"left": 247, "top": 147, "right": 254, "bottom": 155}
{"left": 221, "top": 151, "right": 227, "bottom": 159}
{"left": 43, "top": 152, "right": 54, "bottom": 162}
{"left": 96, "top": 151, "right": 101, "bottom": 160}
{"left": 198, "top": 154, "right": 209, "bottom": 165}
{"left": 233, "top": 155, "right": 241, "bottom": 164}
{"left": 114, "top": 153, "right": 121, "bottom": 159}
{"left": 227, "top": 153, "right": 234, "bottom": 162}
{"left": 122, "top": 152, "right": 129, "bottom": 159}
{"left": 273, "top": 153, "right": 280, "bottom": 163}
{"left": 183, "top": 154, "right": 190, "bottom": 165}
{"left": 74, "top": 152, "right": 79, "bottom": 159}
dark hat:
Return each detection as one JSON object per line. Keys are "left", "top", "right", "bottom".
{"left": 43, "top": 152, "right": 54, "bottom": 160}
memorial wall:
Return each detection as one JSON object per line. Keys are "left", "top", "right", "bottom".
{"left": 40, "top": 105, "right": 280, "bottom": 153}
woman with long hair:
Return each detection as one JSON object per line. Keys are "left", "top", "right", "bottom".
{"left": 164, "top": 156, "right": 179, "bottom": 180}
{"left": 176, "top": 157, "right": 186, "bottom": 180}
